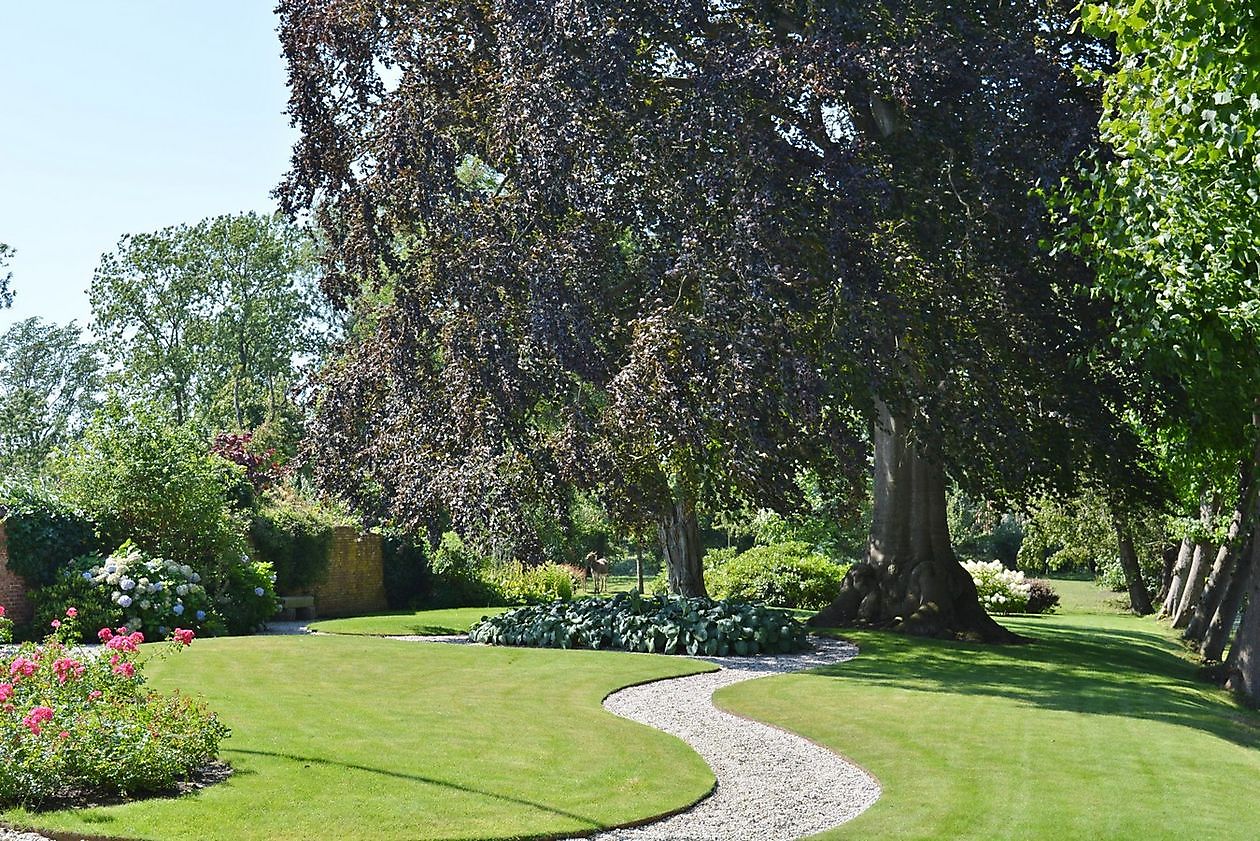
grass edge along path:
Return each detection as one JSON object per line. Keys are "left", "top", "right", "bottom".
{"left": 716, "top": 608, "right": 1260, "bottom": 841}
{"left": 309, "top": 606, "right": 510, "bottom": 636}
{"left": 3, "top": 636, "right": 717, "bottom": 841}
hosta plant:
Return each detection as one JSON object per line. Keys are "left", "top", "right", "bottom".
{"left": 0, "top": 607, "right": 229, "bottom": 807}
{"left": 469, "top": 592, "right": 810, "bottom": 656}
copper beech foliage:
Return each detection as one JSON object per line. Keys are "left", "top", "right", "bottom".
{"left": 277, "top": 1, "right": 1156, "bottom": 567}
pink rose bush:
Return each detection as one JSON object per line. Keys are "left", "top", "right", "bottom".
{"left": 0, "top": 606, "right": 229, "bottom": 806}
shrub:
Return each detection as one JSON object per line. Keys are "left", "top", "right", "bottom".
{"left": 488, "top": 562, "right": 576, "bottom": 604}
{"left": 249, "top": 491, "right": 348, "bottom": 594}
{"left": 0, "top": 609, "right": 229, "bottom": 807}
{"left": 963, "top": 560, "right": 1032, "bottom": 614}
{"left": 0, "top": 482, "right": 105, "bottom": 587}
{"left": 1025, "top": 579, "right": 1061, "bottom": 615}
{"left": 426, "top": 532, "right": 506, "bottom": 608}
{"left": 72, "top": 542, "right": 214, "bottom": 639}
{"left": 380, "top": 531, "right": 431, "bottom": 610}
{"left": 0, "top": 606, "right": 12, "bottom": 644}
{"left": 704, "top": 542, "right": 848, "bottom": 610}
{"left": 469, "top": 592, "right": 810, "bottom": 656}
{"left": 51, "top": 399, "right": 249, "bottom": 579}
{"left": 215, "top": 557, "right": 280, "bottom": 635}
{"left": 31, "top": 566, "right": 119, "bottom": 643}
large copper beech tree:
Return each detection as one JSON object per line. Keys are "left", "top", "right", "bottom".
{"left": 278, "top": 0, "right": 1154, "bottom": 637}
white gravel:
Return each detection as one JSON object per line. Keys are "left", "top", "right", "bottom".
{"left": 576, "top": 635, "right": 880, "bottom": 841}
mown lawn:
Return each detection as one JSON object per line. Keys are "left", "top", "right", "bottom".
{"left": 718, "top": 582, "right": 1260, "bottom": 841}
{"left": 310, "top": 606, "right": 509, "bottom": 636}
{"left": 3, "top": 635, "right": 715, "bottom": 841}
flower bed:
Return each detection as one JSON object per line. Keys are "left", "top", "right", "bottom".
{"left": 469, "top": 592, "right": 810, "bottom": 656}
{"left": 0, "top": 606, "right": 229, "bottom": 807}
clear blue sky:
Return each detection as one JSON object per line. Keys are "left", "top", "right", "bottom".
{"left": 0, "top": 3, "right": 295, "bottom": 331}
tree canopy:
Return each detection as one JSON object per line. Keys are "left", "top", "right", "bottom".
{"left": 91, "top": 212, "right": 324, "bottom": 435}
{"left": 0, "top": 318, "right": 101, "bottom": 478}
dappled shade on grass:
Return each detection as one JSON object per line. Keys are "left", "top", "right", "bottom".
{"left": 3, "top": 635, "right": 715, "bottom": 841}
{"left": 718, "top": 611, "right": 1260, "bottom": 841}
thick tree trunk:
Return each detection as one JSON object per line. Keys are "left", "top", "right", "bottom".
{"left": 1225, "top": 559, "right": 1260, "bottom": 706}
{"left": 1160, "top": 536, "right": 1195, "bottom": 617}
{"left": 1114, "top": 522, "right": 1154, "bottom": 615}
{"left": 1203, "top": 525, "right": 1257, "bottom": 662}
{"left": 809, "top": 402, "right": 1021, "bottom": 643}
{"left": 658, "top": 497, "right": 706, "bottom": 598}
{"left": 1185, "top": 459, "right": 1258, "bottom": 644}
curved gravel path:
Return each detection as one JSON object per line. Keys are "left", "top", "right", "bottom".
{"left": 576, "top": 635, "right": 879, "bottom": 841}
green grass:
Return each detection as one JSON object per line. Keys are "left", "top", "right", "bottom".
{"left": 310, "top": 606, "right": 510, "bottom": 636}
{"left": 4, "top": 636, "right": 715, "bottom": 841}
{"left": 717, "top": 580, "right": 1260, "bottom": 841}
{"left": 1042, "top": 573, "right": 1132, "bottom": 616}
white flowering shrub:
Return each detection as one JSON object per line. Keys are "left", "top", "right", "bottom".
{"left": 81, "top": 541, "right": 213, "bottom": 637}
{"left": 963, "top": 559, "right": 1032, "bottom": 615}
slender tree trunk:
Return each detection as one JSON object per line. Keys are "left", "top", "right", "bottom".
{"left": 1174, "top": 494, "right": 1220, "bottom": 628}
{"left": 1114, "top": 522, "right": 1154, "bottom": 615}
{"left": 1203, "top": 525, "right": 1257, "bottom": 662}
{"left": 635, "top": 542, "right": 645, "bottom": 594}
{"left": 810, "top": 401, "right": 1020, "bottom": 643}
{"left": 658, "top": 496, "right": 706, "bottom": 597}
{"left": 1155, "top": 542, "right": 1179, "bottom": 605}
{"left": 1186, "top": 455, "right": 1258, "bottom": 643}
{"left": 1225, "top": 558, "right": 1260, "bottom": 706}
{"left": 1160, "top": 536, "right": 1195, "bottom": 617}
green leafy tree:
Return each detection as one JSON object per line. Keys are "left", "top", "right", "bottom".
{"left": 0, "top": 318, "right": 101, "bottom": 478}
{"left": 1060, "top": 0, "right": 1260, "bottom": 700}
{"left": 91, "top": 212, "right": 323, "bottom": 432}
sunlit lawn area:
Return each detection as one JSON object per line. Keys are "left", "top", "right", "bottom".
{"left": 3, "top": 636, "right": 715, "bottom": 841}
{"left": 718, "top": 580, "right": 1260, "bottom": 841}
{"left": 309, "top": 606, "right": 510, "bottom": 636}
{"left": 7, "top": 578, "right": 1258, "bottom": 841}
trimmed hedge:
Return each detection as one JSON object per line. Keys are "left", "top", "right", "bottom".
{"left": 469, "top": 592, "right": 810, "bottom": 656}
{"left": 0, "top": 482, "right": 104, "bottom": 587}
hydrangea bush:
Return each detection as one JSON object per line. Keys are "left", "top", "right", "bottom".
{"left": 81, "top": 541, "right": 213, "bottom": 637}
{"left": 0, "top": 607, "right": 229, "bottom": 807}
{"left": 963, "top": 560, "right": 1032, "bottom": 614}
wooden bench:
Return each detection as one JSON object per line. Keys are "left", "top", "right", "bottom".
{"left": 279, "top": 595, "right": 316, "bottom": 621}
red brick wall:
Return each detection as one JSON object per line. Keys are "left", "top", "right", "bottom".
{"left": 311, "top": 528, "right": 388, "bottom": 618}
{"left": 0, "top": 523, "right": 34, "bottom": 625}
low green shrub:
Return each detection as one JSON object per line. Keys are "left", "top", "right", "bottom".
{"left": 0, "top": 606, "right": 12, "bottom": 644}
{"left": 426, "top": 532, "right": 506, "bottom": 608}
{"left": 705, "top": 542, "right": 848, "bottom": 610}
{"left": 215, "top": 557, "right": 280, "bottom": 635}
{"left": 650, "top": 543, "right": 847, "bottom": 610}
{"left": 469, "top": 592, "right": 810, "bottom": 656}
{"left": 0, "top": 611, "right": 228, "bottom": 807}
{"left": 487, "top": 562, "right": 575, "bottom": 604}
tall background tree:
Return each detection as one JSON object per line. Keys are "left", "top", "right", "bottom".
{"left": 0, "top": 243, "right": 13, "bottom": 309}
{"left": 0, "top": 318, "right": 101, "bottom": 478}
{"left": 91, "top": 212, "right": 324, "bottom": 446}
{"left": 1060, "top": 0, "right": 1260, "bottom": 702}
